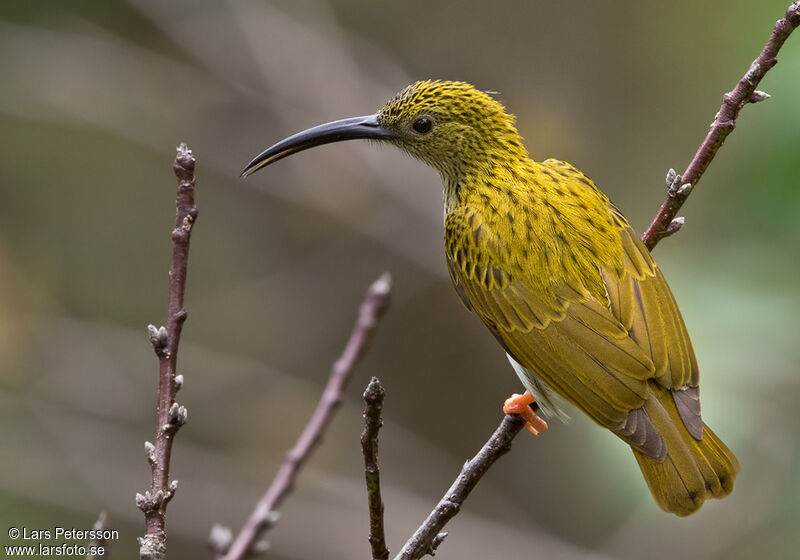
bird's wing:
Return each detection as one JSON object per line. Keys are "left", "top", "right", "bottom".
{"left": 602, "top": 225, "right": 699, "bottom": 391}
{"left": 445, "top": 208, "right": 701, "bottom": 448}
{"left": 603, "top": 225, "right": 701, "bottom": 438}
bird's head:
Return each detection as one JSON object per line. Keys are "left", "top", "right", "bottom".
{"left": 241, "top": 80, "right": 527, "bottom": 183}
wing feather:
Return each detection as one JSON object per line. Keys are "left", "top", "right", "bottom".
{"left": 611, "top": 230, "right": 698, "bottom": 390}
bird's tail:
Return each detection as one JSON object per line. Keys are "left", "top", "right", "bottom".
{"left": 633, "top": 386, "right": 740, "bottom": 516}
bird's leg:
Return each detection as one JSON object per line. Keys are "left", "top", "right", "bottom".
{"left": 503, "top": 392, "right": 548, "bottom": 435}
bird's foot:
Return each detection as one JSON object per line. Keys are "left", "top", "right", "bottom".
{"left": 503, "top": 392, "right": 548, "bottom": 435}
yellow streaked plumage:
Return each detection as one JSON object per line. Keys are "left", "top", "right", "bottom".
{"left": 242, "top": 79, "right": 739, "bottom": 516}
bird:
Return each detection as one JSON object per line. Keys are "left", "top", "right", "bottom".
{"left": 241, "top": 80, "right": 739, "bottom": 516}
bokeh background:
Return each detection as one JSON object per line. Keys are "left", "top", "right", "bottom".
{"left": 1, "top": 1, "right": 799, "bottom": 558}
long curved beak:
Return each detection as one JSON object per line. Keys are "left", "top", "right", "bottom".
{"left": 241, "top": 114, "right": 393, "bottom": 177}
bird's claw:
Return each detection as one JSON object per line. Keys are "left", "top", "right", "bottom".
{"left": 503, "top": 392, "right": 548, "bottom": 435}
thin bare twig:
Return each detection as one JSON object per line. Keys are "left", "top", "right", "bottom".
{"left": 85, "top": 511, "right": 109, "bottom": 560}
{"left": 361, "top": 377, "right": 389, "bottom": 560}
{"left": 137, "top": 143, "right": 198, "bottom": 560}
{"left": 394, "top": 415, "right": 526, "bottom": 560}
{"left": 642, "top": 2, "right": 800, "bottom": 250}
{"left": 219, "top": 273, "right": 392, "bottom": 560}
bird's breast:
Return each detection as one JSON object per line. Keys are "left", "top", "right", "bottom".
{"left": 448, "top": 165, "right": 626, "bottom": 304}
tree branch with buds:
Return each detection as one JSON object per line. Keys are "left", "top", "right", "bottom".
{"left": 642, "top": 2, "right": 800, "bottom": 250}
{"left": 361, "top": 377, "right": 390, "bottom": 560}
{"left": 137, "top": 143, "right": 198, "bottom": 560}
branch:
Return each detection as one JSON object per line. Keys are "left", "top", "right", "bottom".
{"left": 86, "top": 511, "right": 109, "bottom": 560}
{"left": 641, "top": 2, "right": 800, "bottom": 250}
{"left": 361, "top": 377, "right": 389, "bottom": 560}
{"left": 218, "top": 273, "right": 393, "bottom": 560}
{"left": 137, "top": 143, "right": 198, "bottom": 560}
{"left": 394, "top": 414, "right": 526, "bottom": 560}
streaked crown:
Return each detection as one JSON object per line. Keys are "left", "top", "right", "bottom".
{"left": 377, "top": 80, "right": 528, "bottom": 179}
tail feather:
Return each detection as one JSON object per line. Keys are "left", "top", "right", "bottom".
{"left": 632, "top": 385, "right": 739, "bottom": 516}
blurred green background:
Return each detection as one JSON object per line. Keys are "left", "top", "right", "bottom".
{"left": 1, "top": 1, "right": 798, "bottom": 558}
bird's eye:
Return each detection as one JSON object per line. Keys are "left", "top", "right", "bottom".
{"left": 412, "top": 117, "right": 433, "bottom": 134}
